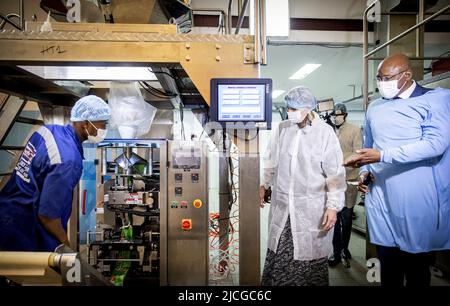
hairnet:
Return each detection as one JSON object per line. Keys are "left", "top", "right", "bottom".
{"left": 333, "top": 103, "right": 347, "bottom": 115}
{"left": 70, "top": 95, "right": 111, "bottom": 122}
{"left": 284, "top": 86, "right": 317, "bottom": 111}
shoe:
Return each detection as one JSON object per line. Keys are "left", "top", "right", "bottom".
{"left": 343, "top": 257, "right": 351, "bottom": 269}
{"left": 328, "top": 255, "right": 341, "bottom": 267}
{"left": 342, "top": 249, "right": 352, "bottom": 260}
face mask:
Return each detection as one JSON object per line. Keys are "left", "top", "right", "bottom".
{"left": 287, "top": 110, "right": 308, "bottom": 123}
{"left": 377, "top": 73, "right": 406, "bottom": 99}
{"left": 333, "top": 115, "right": 345, "bottom": 126}
{"left": 86, "top": 121, "right": 107, "bottom": 143}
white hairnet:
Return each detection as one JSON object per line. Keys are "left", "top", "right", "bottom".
{"left": 70, "top": 95, "right": 111, "bottom": 122}
{"left": 284, "top": 86, "right": 317, "bottom": 111}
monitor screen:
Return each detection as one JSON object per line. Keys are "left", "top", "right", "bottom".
{"left": 210, "top": 78, "right": 272, "bottom": 130}
{"left": 218, "top": 84, "right": 265, "bottom": 121}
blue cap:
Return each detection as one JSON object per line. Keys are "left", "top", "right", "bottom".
{"left": 284, "top": 86, "right": 317, "bottom": 111}
{"left": 333, "top": 103, "right": 347, "bottom": 114}
{"left": 70, "top": 95, "right": 110, "bottom": 122}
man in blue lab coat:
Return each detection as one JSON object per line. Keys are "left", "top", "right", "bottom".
{"left": 345, "top": 53, "right": 450, "bottom": 287}
{"left": 0, "top": 95, "right": 110, "bottom": 252}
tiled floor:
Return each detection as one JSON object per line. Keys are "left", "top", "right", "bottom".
{"left": 329, "top": 231, "right": 450, "bottom": 286}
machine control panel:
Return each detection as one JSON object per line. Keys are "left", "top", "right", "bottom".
{"left": 167, "top": 141, "right": 208, "bottom": 285}
{"left": 193, "top": 199, "right": 203, "bottom": 209}
{"left": 191, "top": 173, "right": 199, "bottom": 183}
{"left": 175, "top": 187, "right": 183, "bottom": 196}
{"left": 181, "top": 219, "right": 192, "bottom": 231}
{"left": 175, "top": 173, "right": 183, "bottom": 183}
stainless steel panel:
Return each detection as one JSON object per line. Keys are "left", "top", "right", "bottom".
{"left": 159, "top": 141, "right": 168, "bottom": 285}
{"left": 239, "top": 153, "right": 260, "bottom": 285}
{"left": 166, "top": 141, "right": 208, "bottom": 285}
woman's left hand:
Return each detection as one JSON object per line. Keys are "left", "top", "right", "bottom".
{"left": 322, "top": 209, "right": 337, "bottom": 231}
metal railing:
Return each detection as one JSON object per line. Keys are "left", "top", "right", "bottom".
{"left": 0, "top": 0, "right": 24, "bottom": 31}
{"left": 362, "top": 1, "right": 450, "bottom": 110}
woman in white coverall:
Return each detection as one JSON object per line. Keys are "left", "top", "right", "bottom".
{"left": 260, "top": 86, "right": 346, "bottom": 286}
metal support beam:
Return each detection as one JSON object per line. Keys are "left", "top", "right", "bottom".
{"left": 227, "top": 0, "right": 233, "bottom": 34}
{"left": 238, "top": 152, "right": 260, "bottom": 285}
{"left": 0, "top": 96, "right": 26, "bottom": 145}
{"left": 254, "top": 0, "right": 261, "bottom": 64}
{"left": 235, "top": 0, "right": 249, "bottom": 34}
{"left": 0, "top": 23, "right": 259, "bottom": 106}
{"left": 260, "top": 0, "right": 267, "bottom": 65}
{"left": 15, "top": 116, "right": 44, "bottom": 126}
{"left": 0, "top": 145, "right": 25, "bottom": 151}
{"left": 416, "top": 0, "right": 425, "bottom": 60}
{"left": 365, "top": 5, "right": 450, "bottom": 58}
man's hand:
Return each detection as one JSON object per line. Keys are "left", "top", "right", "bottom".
{"left": 259, "top": 186, "right": 266, "bottom": 208}
{"left": 358, "top": 171, "right": 374, "bottom": 194}
{"left": 322, "top": 209, "right": 337, "bottom": 231}
{"left": 344, "top": 148, "right": 381, "bottom": 168}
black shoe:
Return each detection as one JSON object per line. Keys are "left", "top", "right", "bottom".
{"left": 328, "top": 255, "right": 341, "bottom": 267}
{"left": 343, "top": 257, "right": 351, "bottom": 269}
{"left": 342, "top": 249, "right": 352, "bottom": 260}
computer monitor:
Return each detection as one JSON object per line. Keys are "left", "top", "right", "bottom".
{"left": 210, "top": 78, "right": 272, "bottom": 130}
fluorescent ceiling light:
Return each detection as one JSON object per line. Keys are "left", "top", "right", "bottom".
{"left": 289, "top": 64, "right": 321, "bottom": 80}
{"left": 272, "top": 90, "right": 285, "bottom": 99}
{"left": 19, "top": 66, "right": 158, "bottom": 81}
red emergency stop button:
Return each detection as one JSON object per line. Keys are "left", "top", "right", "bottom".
{"left": 193, "top": 199, "right": 203, "bottom": 209}
{"left": 181, "top": 219, "right": 192, "bottom": 231}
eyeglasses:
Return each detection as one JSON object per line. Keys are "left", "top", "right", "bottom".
{"left": 376, "top": 70, "right": 407, "bottom": 82}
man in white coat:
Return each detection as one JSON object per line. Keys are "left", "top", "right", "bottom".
{"left": 260, "top": 86, "right": 346, "bottom": 286}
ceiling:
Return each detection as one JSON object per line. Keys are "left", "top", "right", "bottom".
{"left": 261, "top": 43, "right": 374, "bottom": 111}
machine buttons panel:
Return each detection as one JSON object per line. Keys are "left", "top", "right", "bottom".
{"left": 180, "top": 201, "right": 188, "bottom": 209}
{"left": 175, "top": 187, "right": 183, "bottom": 196}
{"left": 191, "top": 173, "right": 199, "bottom": 183}
{"left": 193, "top": 199, "right": 203, "bottom": 209}
{"left": 175, "top": 173, "right": 183, "bottom": 183}
{"left": 181, "top": 219, "right": 192, "bottom": 231}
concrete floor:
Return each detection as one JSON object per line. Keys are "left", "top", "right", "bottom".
{"left": 329, "top": 231, "right": 450, "bottom": 286}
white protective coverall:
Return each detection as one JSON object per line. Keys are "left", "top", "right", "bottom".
{"left": 262, "top": 114, "right": 347, "bottom": 261}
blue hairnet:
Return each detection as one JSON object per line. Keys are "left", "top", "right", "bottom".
{"left": 70, "top": 95, "right": 111, "bottom": 122}
{"left": 334, "top": 103, "right": 347, "bottom": 114}
{"left": 284, "top": 86, "right": 317, "bottom": 111}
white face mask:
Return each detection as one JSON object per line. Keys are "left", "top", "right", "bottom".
{"left": 333, "top": 115, "right": 345, "bottom": 126}
{"left": 377, "top": 73, "right": 406, "bottom": 99}
{"left": 86, "top": 121, "right": 107, "bottom": 143}
{"left": 287, "top": 110, "right": 309, "bottom": 123}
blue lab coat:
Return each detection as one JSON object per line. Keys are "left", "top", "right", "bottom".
{"left": 362, "top": 86, "right": 450, "bottom": 253}
{"left": 0, "top": 124, "right": 83, "bottom": 251}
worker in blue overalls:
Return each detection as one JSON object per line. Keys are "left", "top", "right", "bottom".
{"left": 0, "top": 95, "right": 110, "bottom": 252}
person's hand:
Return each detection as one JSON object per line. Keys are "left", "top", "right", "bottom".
{"left": 259, "top": 186, "right": 266, "bottom": 208}
{"left": 54, "top": 243, "right": 74, "bottom": 254}
{"left": 343, "top": 148, "right": 381, "bottom": 168}
{"left": 322, "top": 209, "right": 337, "bottom": 231}
{"left": 358, "top": 171, "right": 374, "bottom": 194}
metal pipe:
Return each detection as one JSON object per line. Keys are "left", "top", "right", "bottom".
{"left": 254, "top": 0, "right": 261, "bottom": 63}
{"left": 364, "top": 4, "right": 450, "bottom": 58}
{"left": 260, "top": 0, "right": 267, "bottom": 65}
{"left": 416, "top": 0, "right": 425, "bottom": 59}
{"left": 235, "top": 0, "right": 249, "bottom": 34}
{"left": 227, "top": 0, "right": 233, "bottom": 34}
{"left": 19, "top": 0, "right": 24, "bottom": 30}
{"left": 0, "top": 13, "right": 22, "bottom": 30}
{"left": 363, "top": 1, "right": 378, "bottom": 110}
